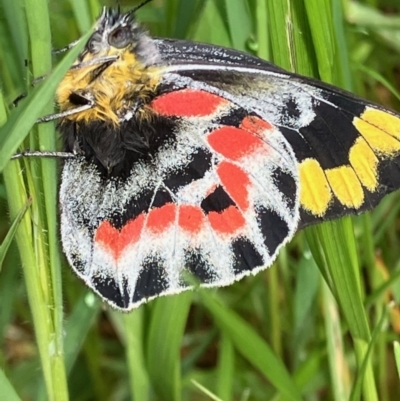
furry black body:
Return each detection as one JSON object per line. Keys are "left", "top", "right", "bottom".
{"left": 59, "top": 112, "right": 176, "bottom": 179}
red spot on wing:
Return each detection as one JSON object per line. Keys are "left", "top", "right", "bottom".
{"left": 179, "top": 205, "right": 204, "bottom": 233}
{"left": 217, "top": 161, "right": 251, "bottom": 210}
{"left": 147, "top": 203, "right": 177, "bottom": 233}
{"left": 150, "top": 89, "right": 228, "bottom": 117}
{"left": 208, "top": 206, "right": 246, "bottom": 235}
{"left": 207, "top": 126, "right": 267, "bottom": 160}
{"left": 240, "top": 116, "right": 273, "bottom": 134}
{"left": 95, "top": 214, "right": 145, "bottom": 260}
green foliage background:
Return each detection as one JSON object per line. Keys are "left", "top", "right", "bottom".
{"left": 0, "top": 0, "right": 400, "bottom": 400}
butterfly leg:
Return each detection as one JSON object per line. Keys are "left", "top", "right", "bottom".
{"left": 11, "top": 151, "right": 75, "bottom": 160}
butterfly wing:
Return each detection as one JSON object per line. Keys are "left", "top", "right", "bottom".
{"left": 60, "top": 39, "right": 400, "bottom": 310}
{"left": 156, "top": 39, "right": 400, "bottom": 228}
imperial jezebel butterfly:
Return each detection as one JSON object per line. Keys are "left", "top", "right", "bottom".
{"left": 10, "top": 4, "right": 400, "bottom": 310}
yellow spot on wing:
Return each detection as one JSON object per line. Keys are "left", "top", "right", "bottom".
{"left": 325, "top": 166, "right": 364, "bottom": 209}
{"left": 299, "top": 158, "right": 331, "bottom": 216}
{"left": 361, "top": 108, "right": 400, "bottom": 139}
{"left": 354, "top": 108, "right": 400, "bottom": 155}
{"left": 349, "top": 137, "right": 379, "bottom": 192}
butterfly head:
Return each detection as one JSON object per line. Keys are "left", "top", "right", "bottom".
{"left": 79, "top": 3, "right": 159, "bottom": 66}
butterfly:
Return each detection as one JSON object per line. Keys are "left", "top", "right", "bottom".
{"left": 19, "top": 4, "right": 400, "bottom": 310}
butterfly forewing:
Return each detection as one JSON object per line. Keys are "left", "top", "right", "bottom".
{"left": 159, "top": 56, "right": 400, "bottom": 229}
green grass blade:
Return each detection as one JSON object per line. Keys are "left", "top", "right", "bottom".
{"left": 312, "top": 219, "right": 370, "bottom": 340}
{"left": 0, "top": 368, "right": 22, "bottom": 401}
{"left": 146, "top": 292, "right": 193, "bottom": 401}
{"left": 394, "top": 342, "right": 400, "bottom": 380}
{"left": 123, "top": 309, "right": 151, "bottom": 401}
{"left": 303, "top": 0, "right": 335, "bottom": 82}
{"left": 0, "top": 197, "right": 31, "bottom": 270}
{"left": 216, "top": 333, "right": 234, "bottom": 401}
{"left": 349, "top": 306, "right": 388, "bottom": 401}
{"left": 69, "top": 0, "right": 93, "bottom": 33}
{"left": 224, "top": 0, "right": 252, "bottom": 51}
{"left": 200, "top": 292, "right": 303, "bottom": 401}
{"left": 64, "top": 294, "right": 102, "bottom": 374}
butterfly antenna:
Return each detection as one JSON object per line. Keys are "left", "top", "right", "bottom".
{"left": 129, "top": 0, "right": 153, "bottom": 15}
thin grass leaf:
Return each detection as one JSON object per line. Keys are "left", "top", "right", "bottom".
{"left": 64, "top": 293, "right": 102, "bottom": 374}
{"left": 224, "top": 0, "right": 252, "bottom": 51}
{"left": 23, "top": 3, "right": 69, "bottom": 400}
{"left": 323, "top": 283, "right": 350, "bottom": 401}
{"left": 0, "top": 368, "right": 22, "bottom": 401}
{"left": 255, "top": 0, "right": 269, "bottom": 60}
{"left": 355, "top": 63, "right": 400, "bottom": 102}
{"left": 312, "top": 219, "right": 379, "bottom": 401}
{"left": 146, "top": 292, "right": 193, "bottom": 401}
{"left": 394, "top": 342, "right": 400, "bottom": 380}
{"left": 123, "top": 309, "right": 151, "bottom": 401}
{"left": 173, "top": 0, "right": 200, "bottom": 39}
{"left": 216, "top": 333, "right": 234, "bottom": 401}
{"left": 200, "top": 291, "right": 303, "bottom": 401}
{"left": 0, "top": 90, "right": 6, "bottom": 126}
{"left": 190, "top": 1, "right": 230, "bottom": 46}
{"left": 313, "top": 219, "right": 370, "bottom": 340}
{"left": 191, "top": 380, "right": 223, "bottom": 401}
{"left": 265, "top": 0, "right": 294, "bottom": 70}
{"left": 0, "top": 0, "right": 28, "bottom": 82}
{"left": 69, "top": 0, "right": 93, "bottom": 33}
{"left": 303, "top": 0, "right": 335, "bottom": 82}
{"left": 0, "top": 197, "right": 31, "bottom": 270}
{"left": 349, "top": 306, "right": 389, "bottom": 401}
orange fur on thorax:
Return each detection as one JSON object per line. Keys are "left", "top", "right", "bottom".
{"left": 56, "top": 50, "right": 162, "bottom": 125}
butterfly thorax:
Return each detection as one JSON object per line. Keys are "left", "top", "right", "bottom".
{"left": 57, "top": 50, "right": 162, "bottom": 124}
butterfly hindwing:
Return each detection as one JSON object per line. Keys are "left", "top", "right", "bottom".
{"left": 60, "top": 89, "right": 300, "bottom": 310}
